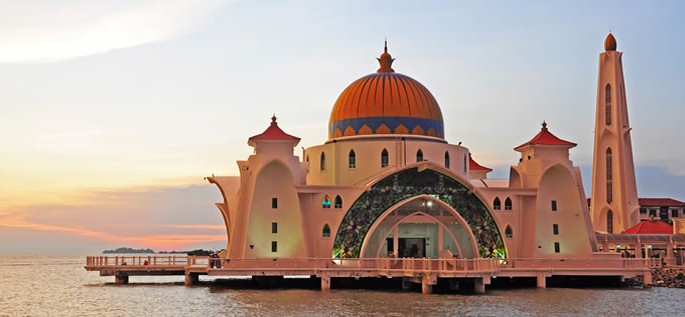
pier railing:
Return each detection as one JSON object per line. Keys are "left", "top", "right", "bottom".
{"left": 85, "top": 255, "right": 657, "bottom": 275}
{"left": 86, "top": 255, "right": 191, "bottom": 267}
{"left": 498, "top": 257, "right": 661, "bottom": 270}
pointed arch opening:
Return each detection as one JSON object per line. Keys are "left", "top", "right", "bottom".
{"left": 334, "top": 195, "right": 343, "bottom": 209}
{"left": 360, "top": 195, "right": 480, "bottom": 259}
{"left": 320, "top": 152, "right": 326, "bottom": 171}
{"left": 605, "top": 83, "right": 612, "bottom": 125}
{"left": 504, "top": 197, "right": 513, "bottom": 210}
{"left": 493, "top": 197, "right": 501, "bottom": 210}
{"left": 322, "top": 195, "right": 331, "bottom": 208}
{"left": 505, "top": 225, "right": 513, "bottom": 238}
{"left": 416, "top": 149, "right": 423, "bottom": 162}
{"left": 332, "top": 168, "right": 506, "bottom": 259}
{"left": 348, "top": 150, "right": 356, "bottom": 169}
{"left": 606, "top": 147, "right": 613, "bottom": 204}
{"left": 322, "top": 224, "right": 331, "bottom": 237}
{"left": 444, "top": 151, "right": 450, "bottom": 169}
{"left": 381, "top": 148, "right": 389, "bottom": 167}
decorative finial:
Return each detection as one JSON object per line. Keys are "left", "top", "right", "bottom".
{"left": 604, "top": 33, "right": 617, "bottom": 51}
{"left": 376, "top": 40, "right": 395, "bottom": 73}
{"left": 541, "top": 120, "right": 548, "bottom": 131}
{"left": 271, "top": 114, "right": 277, "bottom": 125}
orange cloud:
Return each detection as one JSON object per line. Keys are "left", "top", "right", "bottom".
{"left": 166, "top": 224, "right": 225, "bottom": 230}
{"left": 0, "top": 213, "right": 225, "bottom": 250}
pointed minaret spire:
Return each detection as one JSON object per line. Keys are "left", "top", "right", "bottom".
{"left": 384, "top": 39, "right": 388, "bottom": 53}
{"left": 590, "top": 33, "right": 639, "bottom": 234}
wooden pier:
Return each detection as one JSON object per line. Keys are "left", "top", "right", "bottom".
{"left": 85, "top": 255, "right": 658, "bottom": 293}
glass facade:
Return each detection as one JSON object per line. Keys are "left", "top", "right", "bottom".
{"left": 332, "top": 168, "right": 505, "bottom": 258}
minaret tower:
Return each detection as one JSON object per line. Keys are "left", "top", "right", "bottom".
{"left": 590, "top": 33, "right": 640, "bottom": 234}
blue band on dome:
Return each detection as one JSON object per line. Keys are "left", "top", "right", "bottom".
{"left": 330, "top": 117, "right": 444, "bottom": 138}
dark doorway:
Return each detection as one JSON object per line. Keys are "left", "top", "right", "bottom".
{"left": 388, "top": 238, "right": 426, "bottom": 258}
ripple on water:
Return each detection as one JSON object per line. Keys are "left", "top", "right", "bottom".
{"left": 1, "top": 255, "right": 685, "bottom": 316}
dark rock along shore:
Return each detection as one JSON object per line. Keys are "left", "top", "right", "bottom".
{"left": 652, "top": 267, "right": 685, "bottom": 288}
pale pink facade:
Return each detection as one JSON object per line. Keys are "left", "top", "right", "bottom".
{"left": 589, "top": 33, "right": 640, "bottom": 234}
{"left": 207, "top": 40, "right": 618, "bottom": 264}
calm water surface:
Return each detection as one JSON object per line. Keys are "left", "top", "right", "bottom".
{"left": 1, "top": 255, "right": 684, "bottom": 316}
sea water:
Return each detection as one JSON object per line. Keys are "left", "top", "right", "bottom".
{"left": 1, "top": 255, "right": 684, "bottom": 316}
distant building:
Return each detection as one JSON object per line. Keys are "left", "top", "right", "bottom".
{"left": 638, "top": 198, "right": 685, "bottom": 222}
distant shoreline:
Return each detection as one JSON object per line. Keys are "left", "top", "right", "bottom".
{"left": 102, "top": 247, "right": 214, "bottom": 255}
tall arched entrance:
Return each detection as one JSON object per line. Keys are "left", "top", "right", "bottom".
{"left": 360, "top": 195, "right": 479, "bottom": 259}
{"left": 332, "top": 167, "right": 506, "bottom": 259}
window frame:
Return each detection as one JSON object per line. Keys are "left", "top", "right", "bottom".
{"left": 381, "top": 149, "right": 389, "bottom": 167}
{"left": 348, "top": 150, "right": 356, "bottom": 169}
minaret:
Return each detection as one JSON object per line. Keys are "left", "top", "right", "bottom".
{"left": 590, "top": 33, "right": 640, "bottom": 234}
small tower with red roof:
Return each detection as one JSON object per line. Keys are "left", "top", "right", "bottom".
{"left": 511, "top": 121, "right": 596, "bottom": 258}
{"left": 225, "top": 116, "right": 307, "bottom": 259}
{"left": 512, "top": 121, "right": 577, "bottom": 188}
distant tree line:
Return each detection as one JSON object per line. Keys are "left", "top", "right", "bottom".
{"left": 103, "top": 247, "right": 155, "bottom": 254}
{"left": 103, "top": 247, "right": 218, "bottom": 256}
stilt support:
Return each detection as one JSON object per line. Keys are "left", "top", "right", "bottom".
{"left": 115, "top": 273, "right": 129, "bottom": 285}
{"left": 536, "top": 272, "right": 547, "bottom": 288}
{"left": 421, "top": 274, "right": 434, "bottom": 294}
{"left": 321, "top": 274, "right": 331, "bottom": 291}
{"left": 474, "top": 277, "right": 485, "bottom": 294}
{"left": 402, "top": 278, "right": 412, "bottom": 290}
{"left": 643, "top": 271, "right": 653, "bottom": 288}
{"left": 185, "top": 272, "right": 199, "bottom": 286}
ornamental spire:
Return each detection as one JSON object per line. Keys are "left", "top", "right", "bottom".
{"left": 604, "top": 33, "right": 617, "bottom": 51}
{"left": 376, "top": 40, "right": 395, "bottom": 73}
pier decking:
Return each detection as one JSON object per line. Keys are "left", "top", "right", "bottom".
{"left": 85, "top": 255, "right": 658, "bottom": 293}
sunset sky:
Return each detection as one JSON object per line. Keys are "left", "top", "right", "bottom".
{"left": 1, "top": 0, "right": 684, "bottom": 254}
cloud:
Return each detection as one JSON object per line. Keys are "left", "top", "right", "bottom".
{"left": 0, "top": 0, "right": 229, "bottom": 63}
{"left": 0, "top": 183, "right": 227, "bottom": 252}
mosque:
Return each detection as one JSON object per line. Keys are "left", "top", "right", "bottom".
{"left": 206, "top": 34, "right": 682, "bottom": 270}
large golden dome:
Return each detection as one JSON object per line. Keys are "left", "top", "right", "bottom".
{"left": 328, "top": 43, "right": 444, "bottom": 139}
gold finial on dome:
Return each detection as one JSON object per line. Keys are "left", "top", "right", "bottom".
{"left": 376, "top": 40, "right": 395, "bottom": 73}
{"left": 541, "top": 120, "right": 548, "bottom": 131}
{"left": 271, "top": 114, "right": 278, "bottom": 125}
{"left": 604, "top": 33, "right": 617, "bottom": 51}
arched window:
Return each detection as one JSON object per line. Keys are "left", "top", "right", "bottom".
{"left": 322, "top": 224, "right": 331, "bottom": 237}
{"left": 504, "top": 197, "right": 512, "bottom": 210}
{"left": 348, "top": 150, "right": 356, "bottom": 169}
{"left": 320, "top": 152, "right": 326, "bottom": 171}
{"left": 306, "top": 155, "right": 309, "bottom": 162}
{"left": 381, "top": 149, "right": 389, "bottom": 167}
{"left": 505, "top": 225, "right": 513, "bottom": 238}
{"left": 605, "top": 84, "right": 612, "bottom": 125}
{"left": 322, "top": 195, "right": 331, "bottom": 208}
{"left": 606, "top": 147, "right": 613, "bottom": 204}
{"left": 444, "top": 151, "right": 450, "bottom": 169}
{"left": 464, "top": 155, "right": 468, "bottom": 173}
{"left": 607, "top": 210, "right": 614, "bottom": 234}
{"left": 493, "top": 197, "right": 501, "bottom": 210}
{"left": 416, "top": 149, "right": 423, "bottom": 162}
{"left": 334, "top": 195, "right": 342, "bottom": 209}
